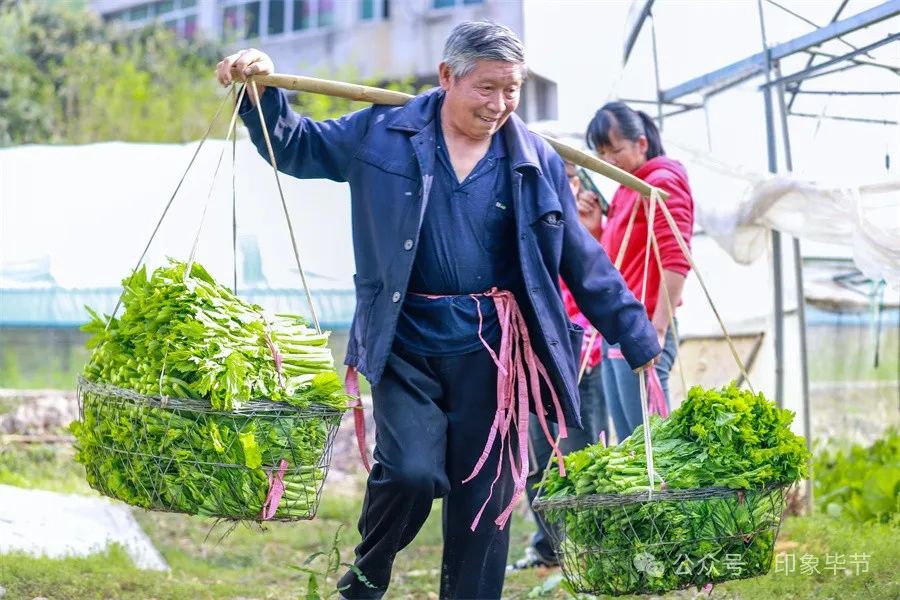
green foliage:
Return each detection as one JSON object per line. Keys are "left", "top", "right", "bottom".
{"left": 71, "top": 259, "right": 347, "bottom": 519}
{"left": 0, "top": 444, "right": 92, "bottom": 494}
{"left": 81, "top": 259, "right": 347, "bottom": 411}
{"left": 291, "top": 525, "right": 378, "bottom": 599}
{"left": 538, "top": 384, "right": 811, "bottom": 595}
{"left": 543, "top": 383, "right": 810, "bottom": 498}
{"left": 290, "top": 64, "right": 428, "bottom": 121}
{"left": 0, "top": 0, "right": 226, "bottom": 145}
{"left": 814, "top": 428, "right": 899, "bottom": 524}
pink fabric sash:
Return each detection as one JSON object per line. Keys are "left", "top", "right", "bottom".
{"left": 428, "top": 288, "right": 568, "bottom": 531}
{"left": 343, "top": 287, "right": 569, "bottom": 532}
{"left": 607, "top": 347, "right": 669, "bottom": 418}
{"left": 345, "top": 366, "right": 372, "bottom": 474}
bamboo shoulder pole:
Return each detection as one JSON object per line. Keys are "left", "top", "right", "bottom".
{"left": 253, "top": 73, "right": 668, "bottom": 200}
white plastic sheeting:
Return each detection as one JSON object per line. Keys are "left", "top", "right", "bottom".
{"left": 667, "top": 141, "right": 900, "bottom": 288}
{"left": 0, "top": 140, "right": 357, "bottom": 327}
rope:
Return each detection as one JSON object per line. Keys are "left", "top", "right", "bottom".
{"left": 232, "top": 86, "right": 240, "bottom": 295}
{"left": 655, "top": 199, "right": 756, "bottom": 393}
{"left": 637, "top": 189, "right": 661, "bottom": 497}
{"left": 248, "top": 80, "right": 321, "bottom": 334}
{"left": 105, "top": 90, "right": 234, "bottom": 328}
{"left": 648, "top": 221, "right": 688, "bottom": 398}
{"left": 186, "top": 85, "right": 247, "bottom": 280}
{"left": 537, "top": 188, "right": 643, "bottom": 499}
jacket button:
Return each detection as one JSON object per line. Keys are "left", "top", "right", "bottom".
{"left": 403, "top": 239, "right": 414, "bottom": 251}
{"left": 520, "top": 233, "right": 526, "bottom": 240}
{"left": 392, "top": 291, "right": 401, "bottom": 303}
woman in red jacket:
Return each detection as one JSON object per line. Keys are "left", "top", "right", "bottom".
{"left": 586, "top": 102, "right": 695, "bottom": 439}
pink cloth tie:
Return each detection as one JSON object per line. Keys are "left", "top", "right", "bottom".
{"left": 259, "top": 458, "right": 289, "bottom": 520}
{"left": 461, "top": 288, "right": 568, "bottom": 531}
{"left": 344, "top": 287, "right": 569, "bottom": 531}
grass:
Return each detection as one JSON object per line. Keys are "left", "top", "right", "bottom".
{"left": 0, "top": 437, "right": 897, "bottom": 600}
{"left": 0, "top": 444, "right": 92, "bottom": 494}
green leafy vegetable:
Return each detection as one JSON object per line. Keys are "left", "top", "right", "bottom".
{"left": 71, "top": 259, "right": 347, "bottom": 520}
{"left": 538, "top": 383, "right": 810, "bottom": 594}
{"left": 814, "top": 428, "right": 899, "bottom": 524}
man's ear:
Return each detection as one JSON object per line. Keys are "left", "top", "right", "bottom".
{"left": 438, "top": 62, "right": 453, "bottom": 90}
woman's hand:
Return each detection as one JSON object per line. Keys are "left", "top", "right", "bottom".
{"left": 576, "top": 189, "right": 603, "bottom": 239}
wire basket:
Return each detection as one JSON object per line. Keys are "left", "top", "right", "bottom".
{"left": 532, "top": 483, "right": 790, "bottom": 596}
{"left": 74, "top": 376, "right": 342, "bottom": 521}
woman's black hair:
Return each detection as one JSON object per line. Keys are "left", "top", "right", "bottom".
{"left": 585, "top": 101, "right": 665, "bottom": 159}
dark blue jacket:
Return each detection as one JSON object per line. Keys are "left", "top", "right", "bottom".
{"left": 241, "top": 86, "right": 659, "bottom": 428}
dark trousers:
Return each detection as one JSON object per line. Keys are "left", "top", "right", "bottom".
{"left": 338, "top": 343, "right": 516, "bottom": 599}
{"left": 525, "top": 366, "right": 607, "bottom": 560}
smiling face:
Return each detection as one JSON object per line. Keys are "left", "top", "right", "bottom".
{"left": 596, "top": 123, "right": 649, "bottom": 174}
{"left": 438, "top": 59, "right": 523, "bottom": 141}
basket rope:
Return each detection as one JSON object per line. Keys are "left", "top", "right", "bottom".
{"left": 105, "top": 83, "right": 323, "bottom": 335}
{"left": 534, "top": 182, "right": 759, "bottom": 501}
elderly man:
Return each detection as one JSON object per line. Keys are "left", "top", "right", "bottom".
{"left": 217, "top": 21, "right": 659, "bottom": 600}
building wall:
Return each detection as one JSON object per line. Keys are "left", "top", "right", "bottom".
{"left": 88, "top": 0, "right": 556, "bottom": 121}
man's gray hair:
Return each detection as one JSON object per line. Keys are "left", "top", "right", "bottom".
{"left": 442, "top": 21, "right": 527, "bottom": 79}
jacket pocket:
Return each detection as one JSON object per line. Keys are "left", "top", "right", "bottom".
{"left": 353, "top": 146, "right": 419, "bottom": 181}
{"left": 352, "top": 275, "right": 383, "bottom": 354}
{"left": 533, "top": 209, "right": 565, "bottom": 264}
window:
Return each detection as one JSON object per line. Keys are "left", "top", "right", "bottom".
{"left": 220, "top": 0, "right": 335, "bottom": 40}
{"left": 268, "top": 0, "right": 285, "bottom": 34}
{"left": 223, "top": 5, "right": 239, "bottom": 35}
{"left": 293, "top": 0, "right": 310, "bottom": 30}
{"left": 360, "top": 0, "right": 389, "bottom": 21}
{"left": 155, "top": 0, "right": 175, "bottom": 15}
{"left": 105, "top": 1, "right": 199, "bottom": 39}
{"left": 244, "top": 1, "right": 260, "bottom": 38}
{"left": 361, "top": 0, "right": 374, "bottom": 20}
{"left": 433, "top": 0, "right": 482, "bottom": 7}
{"left": 317, "top": 0, "right": 334, "bottom": 27}
{"left": 184, "top": 14, "right": 197, "bottom": 39}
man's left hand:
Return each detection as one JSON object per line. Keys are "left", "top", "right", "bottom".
{"left": 633, "top": 354, "right": 661, "bottom": 374}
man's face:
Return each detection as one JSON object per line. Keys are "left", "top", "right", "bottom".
{"left": 439, "top": 59, "right": 523, "bottom": 141}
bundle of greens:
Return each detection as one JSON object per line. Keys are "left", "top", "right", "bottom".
{"left": 80, "top": 259, "right": 346, "bottom": 412}
{"left": 539, "top": 384, "right": 810, "bottom": 594}
{"left": 71, "top": 259, "right": 347, "bottom": 520}
{"left": 72, "top": 391, "right": 340, "bottom": 519}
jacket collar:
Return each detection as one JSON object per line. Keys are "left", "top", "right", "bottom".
{"left": 388, "top": 87, "right": 542, "bottom": 176}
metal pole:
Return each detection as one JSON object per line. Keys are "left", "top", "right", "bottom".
{"left": 650, "top": 11, "right": 664, "bottom": 130}
{"left": 758, "top": 0, "right": 785, "bottom": 408}
{"left": 775, "top": 61, "right": 813, "bottom": 514}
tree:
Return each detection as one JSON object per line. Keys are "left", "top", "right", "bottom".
{"left": 0, "top": 0, "right": 227, "bottom": 145}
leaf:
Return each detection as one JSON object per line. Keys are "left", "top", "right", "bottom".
{"left": 305, "top": 572, "right": 320, "bottom": 600}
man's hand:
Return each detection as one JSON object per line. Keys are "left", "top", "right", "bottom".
{"left": 576, "top": 190, "right": 603, "bottom": 239}
{"left": 216, "top": 48, "right": 274, "bottom": 101}
{"left": 632, "top": 354, "right": 661, "bottom": 374}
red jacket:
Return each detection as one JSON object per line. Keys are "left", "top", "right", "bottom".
{"left": 600, "top": 156, "right": 694, "bottom": 319}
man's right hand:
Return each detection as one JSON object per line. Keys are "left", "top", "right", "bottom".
{"left": 216, "top": 48, "right": 274, "bottom": 102}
